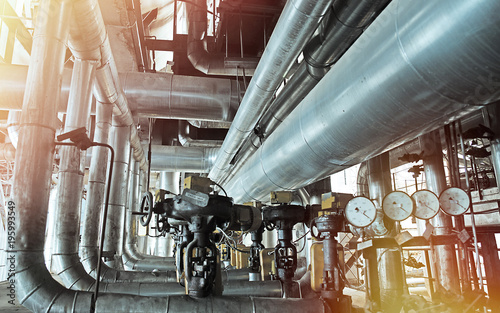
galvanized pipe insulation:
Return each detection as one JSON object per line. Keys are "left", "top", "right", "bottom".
{"left": 51, "top": 59, "right": 96, "bottom": 290}
{"left": 220, "top": 0, "right": 390, "bottom": 185}
{"left": 225, "top": 0, "right": 500, "bottom": 203}
{"left": 0, "top": 65, "right": 241, "bottom": 122}
{"left": 208, "top": 0, "right": 333, "bottom": 181}
{"left": 12, "top": 1, "right": 304, "bottom": 310}
{"left": 185, "top": 0, "right": 256, "bottom": 76}
{"left": 149, "top": 145, "right": 219, "bottom": 173}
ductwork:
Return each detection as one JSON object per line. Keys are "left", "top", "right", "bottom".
{"left": 0, "top": 64, "right": 242, "bottom": 122}
{"left": 150, "top": 145, "right": 219, "bottom": 172}
{"left": 208, "top": 0, "right": 333, "bottom": 182}
{"left": 225, "top": 0, "right": 500, "bottom": 203}
{"left": 185, "top": 0, "right": 256, "bottom": 76}
{"left": 220, "top": 0, "right": 390, "bottom": 185}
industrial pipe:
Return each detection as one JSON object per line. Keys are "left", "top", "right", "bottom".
{"left": 0, "top": 64, "right": 242, "bottom": 122}
{"left": 6, "top": 111, "right": 20, "bottom": 148}
{"left": 225, "top": 0, "right": 500, "bottom": 203}
{"left": 208, "top": 0, "right": 333, "bottom": 182}
{"left": 220, "top": 0, "right": 390, "bottom": 185}
{"left": 185, "top": 0, "right": 256, "bottom": 76}
{"left": 149, "top": 145, "right": 219, "bottom": 173}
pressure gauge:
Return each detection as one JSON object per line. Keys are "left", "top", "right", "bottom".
{"left": 439, "top": 187, "right": 470, "bottom": 216}
{"left": 382, "top": 191, "right": 413, "bottom": 221}
{"left": 411, "top": 190, "right": 440, "bottom": 220}
{"left": 344, "top": 196, "right": 377, "bottom": 228}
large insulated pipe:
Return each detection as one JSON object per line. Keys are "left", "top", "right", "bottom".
{"left": 68, "top": 0, "right": 147, "bottom": 172}
{"left": 51, "top": 59, "right": 96, "bottom": 290}
{"left": 0, "top": 65, "right": 241, "bottom": 122}
{"left": 10, "top": 0, "right": 96, "bottom": 310}
{"left": 150, "top": 145, "right": 219, "bottom": 172}
{"left": 221, "top": 0, "right": 390, "bottom": 185}
{"left": 225, "top": 0, "right": 500, "bottom": 203}
{"left": 208, "top": 0, "right": 333, "bottom": 182}
{"left": 185, "top": 0, "right": 256, "bottom": 76}
{"left": 420, "top": 130, "right": 460, "bottom": 294}
{"left": 103, "top": 122, "right": 130, "bottom": 267}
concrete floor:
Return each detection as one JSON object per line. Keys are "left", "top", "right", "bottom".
{"left": 0, "top": 281, "right": 30, "bottom": 313}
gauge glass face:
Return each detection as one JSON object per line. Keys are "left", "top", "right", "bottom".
{"left": 412, "top": 190, "right": 439, "bottom": 220}
{"left": 439, "top": 187, "right": 470, "bottom": 216}
{"left": 382, "top": 191, "right": 413, "bottom": 221}
{"left": 344, "top": 196, "right": 377, "bottom": 228}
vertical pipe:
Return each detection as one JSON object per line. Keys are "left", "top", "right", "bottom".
{"left": 11, "top": 0, "right": 94, "bottom": 311}
{"left": 156, "top": 172, "right": 180, "bottom": 257}
{"left": 367, "top": 153, "right": 403, "bottom": 313}
{"left": 420, "top": 130, "right": 460, "bottom": 294}
{"left": 51, "top": 59, "right": 95, "bottom": 288}
{"left": 81, "top": 100, "right": 113, "bottom": 273}
{"left": 104, "top": 122, "right": 131, "bottom": 266}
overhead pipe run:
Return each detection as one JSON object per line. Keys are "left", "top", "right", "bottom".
{"left": 220, "top": 0, "right": 390, "bottom": 185}
{"left": 225, "top": 0, "right": 500, "bottom": 203}
{"left": 0, "top": 64, "right": 242, "bottom": 122}
{"left": 185, "top": 0, "right": 256, "bottom": 76}
{"left": 149, "top": 145, "right": 219, "bottom": 173}
{"left": 208, "top": 0, "right": 333, "bottom": 182}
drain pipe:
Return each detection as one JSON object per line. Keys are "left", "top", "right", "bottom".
{"left": 185, "top": 0, "right": 256, "bottom": 76}
{"left": 221, "top": 0, "right": 390, "bottom": 185}
{"left": 225, "top": 0, "right": 500, "bottom": 203}
{"left": 208, "top": 0, "right": 333, "bottom": 182}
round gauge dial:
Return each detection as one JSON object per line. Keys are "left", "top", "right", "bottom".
{"left": 382, "top": 191, "right": 413, "bottom": 221}
{"left": 411, "top": 190, "right": 440, "bottom": 220}
{"left": 344, "top": 196, "right": 377, "bottom": 228}
{"left": 439, "top": 187, "right": 470, "bottom": 216}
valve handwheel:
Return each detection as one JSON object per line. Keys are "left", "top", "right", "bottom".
{"left": 156, "top": 213, "right": 170, "bottom": 235}
{"left": 140, "top": 191, "right": 154, "bottom": 226}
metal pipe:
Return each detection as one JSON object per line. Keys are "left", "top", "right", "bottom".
{"left": 185, "top": 0, "right": 256, "bottom": 76}
{"left": 68, "top": 0, "right": 145, "bottom": 172}
{"left": 178, "top": 122, "right": 223, "bottom": 148}
{"left": 150, "top": 145, "right": 219, "bottom": 172}
{"left": 483, "top": 104, "right": 500, "bottom": 188}
{"left": 0, "top": 143, "right": 16, "bottom": 161}
{"left": 156, "top": 172, "right": 179, "bottom": 257}
{"left": 225, "top": 0, "right": 500, "bottom": 203}
{"left": 221, "top": 0, "right": 390, "bottom": 185}
{"left": 367, "top": 154, "right": 403, "bottom": 312}
{"left": 51, "top": 59, "right": 96, "bottom": 290}
{"left": 421, "top": 130, "right": 460, "bottom": 294}
{"left": 10, "top": 0, "right": 96, "bottom": 310}
{"left": 103, "top": 122, "right": 130, "bottom": 267}
{"left": 94, "top": 295, "right": 327, "bottom": 313}
{"left": 0, "top": 65, "right": 242, "bottom": 122}
{"left": 208, "top": 0, "right": 333, "bottom": 182}
{"left": 6, "top": 111, "right": 20, "bottom": 148}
